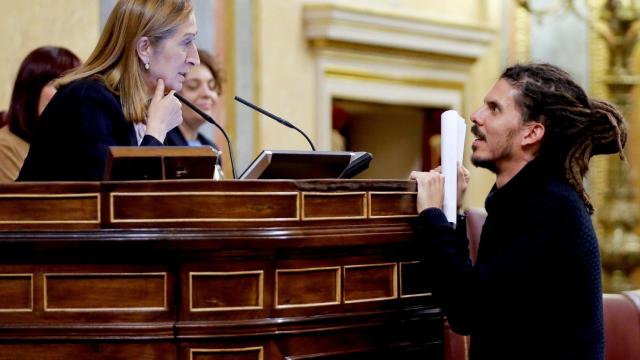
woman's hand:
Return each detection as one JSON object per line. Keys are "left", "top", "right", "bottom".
{"left": 145, "top": 79, "right": 182, "bottom": 143}
{"left": 410, "top": 170, "right": 445, "bottom": 213}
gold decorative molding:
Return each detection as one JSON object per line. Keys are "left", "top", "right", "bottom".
{"left": 222, "top": 0, "right": 237, "bottom": 177}
{"left": 301, "top": 192, "right": 367, "bottom": 221}
{"left": 399, "top": 262, "right": 431, "bottom": 298}
{"left": 304, "top": 3, "right": 495, "bottom": 59}
{"left": 514, "top": 4, "right": 531, "bottom": 63}
{"left": 43, "top": 272, "right": 167, "bottom": 312}
{"left": 190, "top": 346, "right": 263, "bottom": 360}
{"left": 305, "top": 2, "right": 486, "bottom": 151}
{"left": 252, "top": 0, "right": 261, "bottom": 156}
{"left": 587, "top": 0, "right": 611, "bottom": 235}
{"left": 324, "top": 67, "right": 466, "bottom": 90}
{"left": 304, "top": 2, "right": 491, "bottom": 30}
{"left": 0, "top": 274, "right": 33, "bottom": 312}
{"left": 275, "top": 267, "right": 341, "bottom": 308}
{"left": 343, "top": 263, "right": 398, "bottom": 304}
{"left": 368, "top": 192, "right": 418, "bottom": 219}
{"left": 189, "top": 271, "right": 264, "bottom": 312}
{"left": 109, "top": 191, "right": 299, "bottom": 223}
{"left": 0, "top": 193, "right": 100, "bottom": 224}
{"left": 313, "top": 40, "right": 479, "bottom": 64}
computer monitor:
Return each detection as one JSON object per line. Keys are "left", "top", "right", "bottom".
{"left": 239, "top": 150, "right": 372, "bottom": 180}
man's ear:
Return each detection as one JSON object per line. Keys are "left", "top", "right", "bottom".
{"left": 136, "top": 36, "right": 152, "bottom": 65}
{"left": 521, "top": 122, "right": 545, "bottom": 146}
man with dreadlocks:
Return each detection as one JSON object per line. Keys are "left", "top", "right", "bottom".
{"left": 411, "top": 63, "right": 626, "bottom": 359}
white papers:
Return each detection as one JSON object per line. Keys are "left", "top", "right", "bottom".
{"left": 440, "top": 110, "right": 466, "bottom": 224}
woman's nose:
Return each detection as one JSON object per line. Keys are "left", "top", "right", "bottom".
{"left": 187, "top": 44, "right": 199, "bottom": 66}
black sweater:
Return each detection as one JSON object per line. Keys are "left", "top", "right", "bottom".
{"left": 418, "top": 159, "right": 604, "bottom": 359}
{"left": 18, "top": 78, "right": 162, "bottom": 181}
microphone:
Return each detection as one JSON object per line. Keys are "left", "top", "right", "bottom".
{"left": 173, "top": 92, "right": 237, "bottom": 179}
{"left": 234, "top": 96, "right": 316, "bottom": 151}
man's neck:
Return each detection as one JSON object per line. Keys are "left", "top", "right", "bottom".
{"left": 495, "top": 157, "right": 534, "bottom": 188}
{"left": 179, "top": 122, "right": 199, "bottom": 141}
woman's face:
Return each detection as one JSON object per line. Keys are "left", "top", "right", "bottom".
{"left": 145, "top": 13, "right": 199, "bottom": 92}
{"left": 37, "top": 83, "right": 56, "bottom": 116}
{"left": 179, "top": 64, "right": 219, "bottom": 128}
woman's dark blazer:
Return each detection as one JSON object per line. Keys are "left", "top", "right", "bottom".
{"left": 18, "top": 78, "right": 162, "bottom": 181}
{"left": 164, "top": 126, "right": 219, "bottom": 150}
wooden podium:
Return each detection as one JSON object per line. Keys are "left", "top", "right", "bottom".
{"left": 0, "top": 180, "right": 442, "bottom": 359}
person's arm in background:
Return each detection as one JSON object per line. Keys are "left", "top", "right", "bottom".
{"left": 0, "top": 136, "right": 24, "bottom": 181}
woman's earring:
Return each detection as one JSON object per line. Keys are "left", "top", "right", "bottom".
{"left": 144, "top": 62, "right": 150, "bottom": 70}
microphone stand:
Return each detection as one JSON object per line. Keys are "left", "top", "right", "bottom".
{"left": 174, "top": 93, "right": 237, "bottom": 179}
{"left": 234, "top": 96, "right": 316, "bottom": 151}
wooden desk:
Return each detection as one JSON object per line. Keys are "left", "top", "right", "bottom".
{"left": 0, "top": 180, "right": 442, "bottom": 359}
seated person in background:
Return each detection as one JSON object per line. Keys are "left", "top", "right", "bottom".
{"left": 0, "top": 46, "right": 80, "bottom": 182}
{"left": 166, "top": 48, "right": 222, "bottom": 150}
{"left": 411, "top": 63, "right": 627, "bottom": 359}
{"left": 18, "top": 0, "right": 199, "bottom": 181}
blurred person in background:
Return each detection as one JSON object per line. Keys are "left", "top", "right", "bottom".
{"left": 0, "top": 46, "right": 80, "bottom": 181}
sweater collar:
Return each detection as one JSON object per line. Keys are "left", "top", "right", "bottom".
{"left": 484, "top": 157, "right": 554, "bottom": 214}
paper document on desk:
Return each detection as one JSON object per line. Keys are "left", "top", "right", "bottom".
{"left": 441, "top": 110, "right": 466, "bottom": 224}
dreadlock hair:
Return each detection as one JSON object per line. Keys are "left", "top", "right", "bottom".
{"left": 501, "top": 63, "right": 627, "bottom": 214}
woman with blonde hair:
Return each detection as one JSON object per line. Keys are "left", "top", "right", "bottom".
{"left": 19, "top": 0, "right": 199, "bottom": 181}
{"left": 166, "top": 48, "right": 223, "bottom": 149}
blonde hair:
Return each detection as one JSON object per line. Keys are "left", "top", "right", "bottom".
{"left": 55, "top": 0, "right": 194, "bottom": 124}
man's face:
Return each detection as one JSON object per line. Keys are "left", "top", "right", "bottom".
{"left": 470, "top": 78, "right": 524, "bottom": 173}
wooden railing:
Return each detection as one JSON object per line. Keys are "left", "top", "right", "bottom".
{"left": 0, "top": 180, "right": 443, "bottom": 360}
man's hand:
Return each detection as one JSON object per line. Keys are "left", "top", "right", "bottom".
{"left": 457, "top": 164, "right": 470, "bottom": 211}
{"left": 410, "top": 170, "right": 445, "bottom": 213}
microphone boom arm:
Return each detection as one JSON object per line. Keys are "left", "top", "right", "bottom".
{"left": 174, "top": 92, "right": 237, "bottom": 179}
{"left": 234, "top": 96, "right": 316, "bottom": 151}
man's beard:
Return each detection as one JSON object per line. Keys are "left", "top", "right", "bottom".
{"left": 469, "top": 126, "right": 518, "bottom": 174}
{"left": 470, "top": 124, "right": 497, "bottom": 172}
{"left": 471, "top": 155, "right": 498, "bottom": 173}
